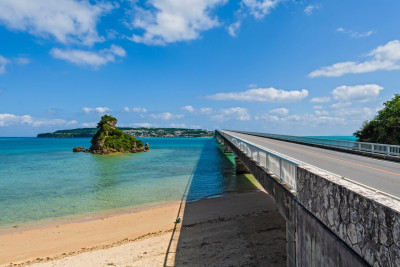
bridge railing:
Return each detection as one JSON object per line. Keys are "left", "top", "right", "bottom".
{"left": 218, "top": 130, "right": 299, "bottom": 192}
{"left": 232, "top": 130, "right": 400, "bottom": 157}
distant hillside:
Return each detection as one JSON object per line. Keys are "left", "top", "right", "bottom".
{"left": 37, "top": 127, "right": 214, "bottom": 138}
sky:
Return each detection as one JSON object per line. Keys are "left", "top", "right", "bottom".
{"left": 0, "top": 0, "right": 399, "bottom": 137}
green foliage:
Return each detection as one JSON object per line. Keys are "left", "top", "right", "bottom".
{"left": 90, "top": 115, "right": 144, "bottom": 151}
{"left": 354, "top": 94, "right": 400, "bottom": 145}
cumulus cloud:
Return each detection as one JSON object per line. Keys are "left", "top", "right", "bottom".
{"left": 0, "top": 55, "right": 10, "bottom": 74}
{"left": 336, "top": 27, "right": 374, "bottom": 38}
{"left": 332, "top": 107, "right": 376, "bottom": 118}
{"left": 0, "top": 113, "right": 76, "bottom": 127}
{"left": 132, "top": 122, "right": 153, "bottom": 128}
{"left": 269, "top": 107, "right": 289, "bottom": 116}
{"left": 332, "top": 84, "right": 383, "bottom": 102}
{"left": 211, "top": 107, "right": 250, "bottom": 121}
{"left": 14, "top": 57, "right": 30, "bottom": 65}
{"left": 304, "top": 4, "right": 320, "bottom": 15}
{"left": 181, "top": 105, "right": 195, "bottom": 112}
{"left": 0, "top": 0, "right": 114, "bottom": 46}
{"left": 241, "top": 0, "right": 283, "bottom": 19}
{"left": 50, "top": 45, "right": 126, "bottom": 68}
{"left": 310, "top": 97, "right": 330, "bottom": 103}
{"left": 82, "top": 107, "right": 112, "bottom": 115}
{"left": 124, "top": 107, "right": 148, "bottom": 113}
{"left": 150, "top": 112, "right": 184, "bottom": 120}
{"left": 199, "top": 107, "right": 213, "bottom": 114}
{"left": 227, "top": 21, "right": 241, "bottom": 37}
{"left": 170, "top": 123, "right": 186, "bottom": 128}
{"left": 207, "top": 87, "right": 308, "bottom": 102}
{"left": 81, "top": 122, "right": 97, "bottom": 127}
{"left": 128, "top": 0, "right": 226, "bottom": 45}
{"left": 309, "top": 40, "right": 400, "bottom": 77}
{"left": 315, "top": 110, "right": 329, "bottom": 116}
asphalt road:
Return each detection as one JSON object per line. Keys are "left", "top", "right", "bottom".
{"left": 222, "top": 130, "right": 400, "bottom": 198}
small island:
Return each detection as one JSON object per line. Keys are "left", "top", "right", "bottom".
{"left": 73, "top": 115, "right": 149, "bottom": 154}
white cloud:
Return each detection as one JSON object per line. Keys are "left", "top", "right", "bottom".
{"left": 200, "top": 107, "right": 213, "bottom": 114}
{"left": 207, "top": 87, "right": 308, "bottom": 102}
{"left": 304, "top": 4, "right": 320, "bottom": 15}
{"left": 132, "top": 122, "right": 153, "bottom": 128}
{"left": 330, "top": 102, "right": 352, "bottom": 109}
{"left": 14, "top": 57, "right": 30, "bottom": 65}
{"left": 269, "top": 107, "right": 289, "bottom": 116}
{"left": 332, "top": 107, "right": 375, "bottom": 118}
{"left": 170, "top": 123, "right": 186, "bottom": 128}
{"left": 0, "top": 113, "right": 76, "bottom": 127}
{"left": 313, "top": 105, "right": 323, "bottom": 109}
{"left": 310, "top": 97, "right": 330, "bottom": 103}
{"left": 0, "top": 55, "right": 10, "bottom": 74}
{"left": 241, "top": 0, "right": 283, "bottom": 19}
{"left": 132, "top": 107, "right": 147, "bottom": 113}
{"left": 0, "top": 0, "right": 114, "bottom": 46}
{"left": 50, "top": 45, "right": 126, "bottom": 68}
{"left": 181, "top": 105, "right": 195, "bottom": 112}
{"left": 124, "top": 107, "right": 148, "bottom": 113}
{"left": 336, "top": 27, "right": 374, "bottom": 38}
{"left": 309, "top": 40, "right": 400, "bottom": 77}
{"left": 82, "top": 107, "right": 112, "bottom": 115}
{"left": 211, "top": 107, "right": 250, "bottom": 121}
{"left": 227, "top": 21, "right": 241, "bottom": 37}
{"left": 128, "top": 0, "right": 226, "bottom": 45}
{"left": 81, "top": 122, "right": 97, "bottom": 127}
{"left": 150, "top": 112, "right": 184, "bottom": 120}
{"left": 332, "top": 84, "right": 383, "bottom": 102}
{"left": 315, "top": 110, "right": 329, "bottom": 116}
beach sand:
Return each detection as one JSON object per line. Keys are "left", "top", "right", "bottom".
{"left": 0, "top": 190, "right": 286, "bottom": 267}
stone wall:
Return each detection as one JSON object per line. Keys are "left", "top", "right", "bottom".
{"left": 218, "top": 134, "right": 367, "bottom": 266}
{"left": 297, "top": 166, "right": 400, "bottom": 267}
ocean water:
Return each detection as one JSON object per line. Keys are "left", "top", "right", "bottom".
{"left": 0, "top": 137, "right": 255, "bottom": 229}
{"left": 307, "top": 136, "right": 358, "bottom": 141}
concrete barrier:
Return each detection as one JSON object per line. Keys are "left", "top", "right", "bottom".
{"left": 217, "top": 133, "right": 397, "bottom": 266}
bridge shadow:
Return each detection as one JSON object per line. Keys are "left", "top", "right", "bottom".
{"left": 163, "top": 138, "right": 287, "bottom": 266}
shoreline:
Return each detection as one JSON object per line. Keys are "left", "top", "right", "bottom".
{"left": 0, "top": 189, "right": 286, "bottom": 267}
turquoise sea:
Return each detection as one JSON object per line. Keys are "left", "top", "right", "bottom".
{"left": 0, "top": 137, "right": 256, "bottom": 229}
{"left": 0, "top": 135, "right": 356, "bottom": 229}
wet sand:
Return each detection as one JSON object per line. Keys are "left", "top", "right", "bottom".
{"left": 1, "top": 190, "right": 286, "bottom": 267}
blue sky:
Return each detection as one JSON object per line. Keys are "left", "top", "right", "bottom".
{"left": 0, "top": 0, "right": 399, "bottom": 136}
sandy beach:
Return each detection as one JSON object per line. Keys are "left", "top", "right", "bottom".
{"left": 0, "top": 190, "right": 286, "bottom": 267}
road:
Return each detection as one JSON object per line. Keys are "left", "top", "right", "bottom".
{"left": 222, "top": 130, "right": 400, "bottom": 198}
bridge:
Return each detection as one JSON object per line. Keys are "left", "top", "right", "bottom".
{"left": 215, "top": 130, "right": 400, "bottom": 267}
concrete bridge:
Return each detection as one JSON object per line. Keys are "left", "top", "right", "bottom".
{"left": 215, "top": 130, "right": 400, "bottom": 267}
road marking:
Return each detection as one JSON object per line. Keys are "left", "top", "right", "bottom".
{"left": 246, "top": 136, "right": 400, "bottom": 176}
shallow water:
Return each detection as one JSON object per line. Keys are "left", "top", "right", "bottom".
{"left": 0, "top": 137, "right": 256, "bottom": 228}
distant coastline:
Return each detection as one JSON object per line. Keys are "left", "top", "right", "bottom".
{"left": 37, "top": 127, "right": 214, "bottom": 138}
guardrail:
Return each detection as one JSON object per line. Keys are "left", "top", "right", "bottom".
{"left": 231, "top": 130, "right": 400, "bottom": 157}
{"left": 217, "top": 130, "right": 299, "bottom": 192}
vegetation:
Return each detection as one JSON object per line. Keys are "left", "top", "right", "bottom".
{"left": 90, "top": 115, "right": 144, "bottom": 152}
{"left": 354, "top": 94, "right": 400, "bottom": 145}
{"left": 38, "top": 127, "right": 214, "bottom": 138}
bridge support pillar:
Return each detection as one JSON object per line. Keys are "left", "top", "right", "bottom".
{"left": 235, "top": 157, "right": 250, "bottom": 174}
{"left": 223, "top": 146, "right": 232, "bottom": 153}
{"left": 286, "top": 221, "right": 296, "bottom": 267}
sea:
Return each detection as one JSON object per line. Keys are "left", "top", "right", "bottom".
{"left": 0, "top": 135, "right": 356, "bottom": 229}
{"left": 0, "top": 137, "right": 256, "bottom": 229}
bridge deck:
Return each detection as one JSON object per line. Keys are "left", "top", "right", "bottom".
{"left": 223, "top": 130, "right": 400, "bottom": 197}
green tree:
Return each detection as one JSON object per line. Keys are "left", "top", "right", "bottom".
{"left": 354, "top": 94, "right": 400, "bottom": 145}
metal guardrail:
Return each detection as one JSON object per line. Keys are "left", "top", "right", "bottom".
{"left": 232, "top": 130, "right": 400, "bottom": 157}
{"left": 217, "top": 130, "right": 299, "bottom": 192}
